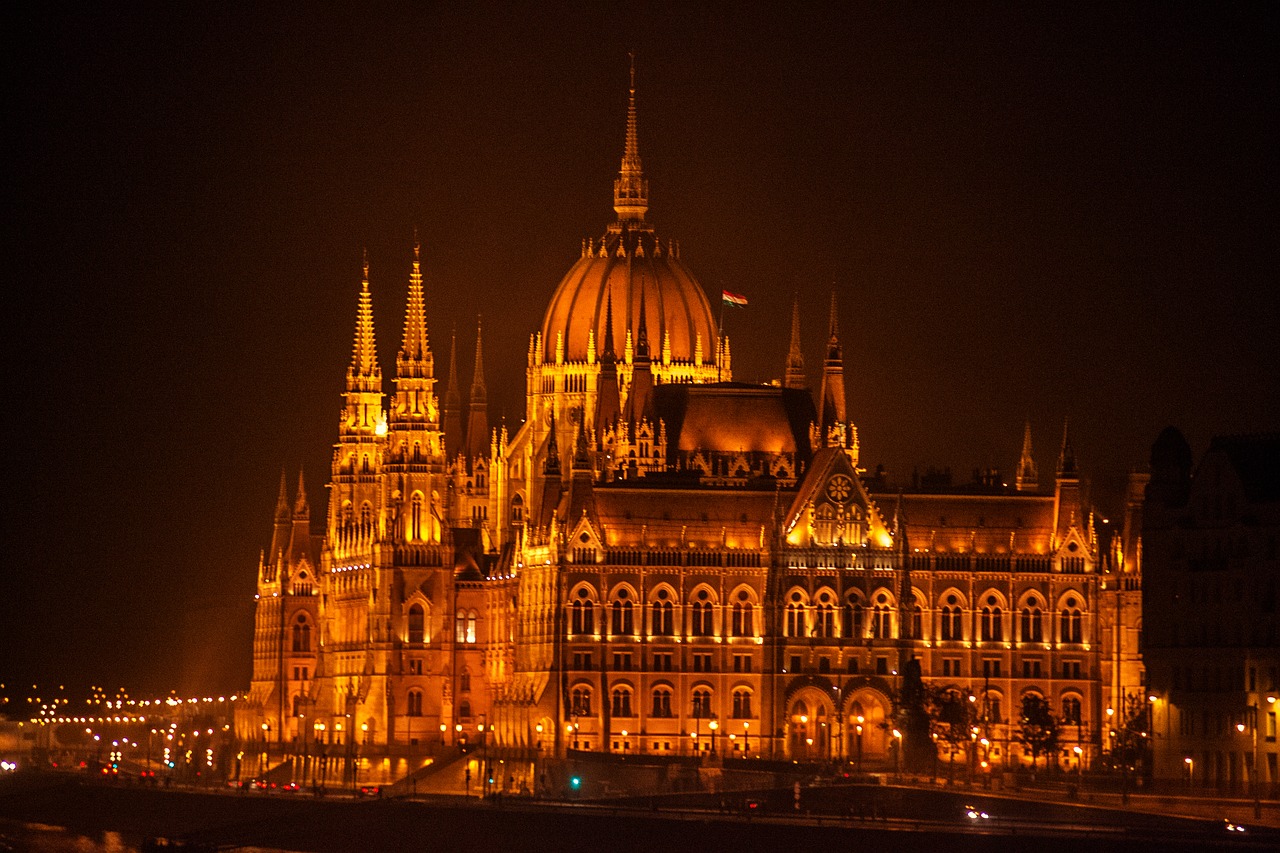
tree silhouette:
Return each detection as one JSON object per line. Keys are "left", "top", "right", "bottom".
{"left": 1016, "top": 694, "right": 1060, "bottom": 771}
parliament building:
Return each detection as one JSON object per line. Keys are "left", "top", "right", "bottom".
{"left": 238, "top": 67, "right": 1144, "bottom": 780}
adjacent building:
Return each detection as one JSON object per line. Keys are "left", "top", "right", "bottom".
{"left": 1143, "top": 429, "right": 1280, "bottom": 792}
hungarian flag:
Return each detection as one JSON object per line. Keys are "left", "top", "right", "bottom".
{"left": 722, "top": 290, "right": 749, "bottom": 307}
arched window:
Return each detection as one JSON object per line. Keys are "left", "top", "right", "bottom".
{"left": 911, "top": 603, "right": 923, "bottom": 639}
{"left": 571, "top": 686, "right": 592, "bottom": 716}
{"left": 292, "top": 614, "right": 311, "bottom": 652}
{"left": 981, "top": 595, "right": 1003, "bottom": 642}
{"left": 410, "top": 492, "right": 424, "bottom": 541}
{"left": 844, "top": 598, "right": 864, "bottom": 639}
{"left": 458, "top": 700, "right": 472, "bottom": 720}
{"left": 1060, "top": 597, "right": 1083, "bottom": 643}
{"left": 940, "top": 594, "right": 963, "bottom": 641}
{"left": 732, "top": 688, "right": 753, "bottom": 719}
{"left": 407, "top": 690, "right": 423, "bottom": 717}
{"left": 407, "top": 604, "right": 425, "bottom": 644}
{"left": 570, "top": 588, "right": 595, "bottom": 635}
{"left": 651, "top": 590, "right": 674, "bottom": 636}
{"left": 785, "top": 592, "right": 806, "bottom": 637}
{"left": 815, "top": 503, "right": 836, "bottom": 545}
{"left": 651, "top": 686, "right": 673, "bottom": 717}
{"left": 611, "top": 590, "right": 634, "bottom": 635}
{"left": 1021, "top": 604, "right": 1044, "bottom": 642}
{"left": 731, "top": 592, "right": 754, "bottom": 637}
{"left": 690, "top": 589, "right": 714, "bottom": 636}
{"left": 1062, "top": 695, "right": 1082, "bottom": 725}
{"left": 814, "top": 591, "right": 836, "bottom": 638}
{"left": 691, "top": 687, "right": 712, "bottom": 719}
{"left": 872, "top": 593, "right": 893, "bottom": 639}
{"left": 456, "top": 609, "right": 477, "bottom": 644}
{"left": 611, "top": 686, "right": 633, "bottom": 717}
{"left": 510, "top": 494, "right": 524, "bottom": 524}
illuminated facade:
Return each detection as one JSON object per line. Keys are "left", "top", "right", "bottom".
{"left": 240, "top": 66, "right": 1140, "bottom": 775}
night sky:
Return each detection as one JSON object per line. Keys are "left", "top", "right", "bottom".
{"left": 4, "top": 3, "right": 1276, "bottom": 697}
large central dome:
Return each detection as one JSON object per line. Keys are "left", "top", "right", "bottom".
{"left": 539, "top": 64, "right": 719, "bottom": 367}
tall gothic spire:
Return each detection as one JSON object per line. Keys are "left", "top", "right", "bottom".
{"left": 613, "top": 52, "right": 649, "bottom": 222}
{"left": 601, "top": 287, "right": 617, "bottom": 361}
{"left": 784, "top": 294, "right": 805, "bottom": 389}
{"left": 346, "top": 250, "right": 381, "bottom": 393}
{"left": 466, "top": 317, "right": 489, "bottom": 462}
{"left": 397, "top": 233, "right": 433, "bottom": 376}
{"left": 443, "top": 326, "right": 463, "bottom": 460}
{"left": 293, "top": 468, "right": 309, "bottom": 517}
{"left": 1016, "top": 420, "right": 1039, "bottom": 492}
{"left": 274, "top": 468, "right": 290, "bottom": 522}
{"left": 1057, "top": 417, "right": 1077, "bottom": 478}
{"left": 817, "top": 291, "right": 847, "bottom": 443}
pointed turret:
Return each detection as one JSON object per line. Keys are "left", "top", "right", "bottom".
{"left": 338, "top": 251, "right": 384, "bottom": 439}
{"left": 613, "top": 52, "right": 649, "bottom": 222}
{"left": 784, "top": 295, "right": 805, "bottom": 389}
{"left": 268, "top": 468, "right": 291, "bottom": 563}
{"left": 1054, "top": 418, "right": 1082, "bottom": 548}
{"left": 544, "top": 411, "right": 562, "bottom": 477}
{"left": 627, "top": 285, "right": 654, "bottom": 424}
{"left": 274, "top": 468, "right": 290, "bottom": 523}
{"left": 346, "top": 250, "right": 381, "bottom": 396}
{"left": 293, "top": 468, "right": 309, "bottom": 517}
{"left": 442, "top": 327, "right": 463, "bottom": 460}
{"left": 1057, "top": 418, "right": 1077, "bottom": 477}
{"left": 392, "top": 235, "right": 439, "bottom": 427}
{"left": 817, "top": 292, "right": 847, "bottom": 445}
{"left": 466, "top": 317, "right": 489, "bottom": 463}
{"left": 596, "top": 288, "right": 621, "bottom": 431}
{"left": 1016, "top": 420, "right": 1039, "bottom": 492}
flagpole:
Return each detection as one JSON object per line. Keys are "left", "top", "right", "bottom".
{"left": 717, "top": 292, "right": 725, "bottom": 382}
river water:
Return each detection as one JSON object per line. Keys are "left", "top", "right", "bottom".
{"left": 0, "top": 820, "right": 302, "bottom": 853}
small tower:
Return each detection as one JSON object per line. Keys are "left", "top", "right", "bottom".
{"left": 1015, "top": 420, "right": 1039, "bottom": 492}
{"left": 443, "top": 328, "right": 463, "bottom": 461}
{"left": 466, "top": 317, "right": 489, "bottom": 464}
{"left": 817, "top": 292, "right": 847, "bottom": 444}
{"left": 596, "top": 289, "right": 621, "bottom": 431}
{"left": 784, "top": 295, "right": 805, "bottom": 389}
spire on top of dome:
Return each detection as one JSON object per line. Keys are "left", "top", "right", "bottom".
{"left": 613, "top": 51, "right": 649, "bottom": 222}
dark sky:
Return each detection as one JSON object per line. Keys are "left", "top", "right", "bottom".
{"left": 4, "top": 2, "right": 1276, "bottom": 697}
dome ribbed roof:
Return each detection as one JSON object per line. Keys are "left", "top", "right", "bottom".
{"left": 541, "top": 227, "right": 718, "bottom": 364}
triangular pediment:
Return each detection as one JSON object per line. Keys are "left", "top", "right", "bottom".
{"left": 784, "top": 448, "right": 891, "bottom": 547}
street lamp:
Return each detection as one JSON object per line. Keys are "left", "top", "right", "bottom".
{"left": 709, "top": 716, "right": 719, "bottom": 757}
{"left": 743, "top": 721, "right": 750, "bottom": 757}
{"left": 892, "top": 729, "right": 903, "bottom": 780}
{"left": 855, "top": 715, "right": 864, "bottom": 773}
{"left": 1249, "top": 696, "right": 1276, "bottom": 819}
{"left": 1184, "top": 756, "right": 1193, "bottom": 788}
